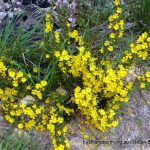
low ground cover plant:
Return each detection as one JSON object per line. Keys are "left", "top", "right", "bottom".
{"left": 0, "top": 0, "right": 150, "bottom": 149}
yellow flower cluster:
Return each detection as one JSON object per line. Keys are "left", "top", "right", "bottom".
{"left": 45, "top": 13, "right": 53, "bottom": 33}
{"left": 31, "top": 80, "right": 48, "bottom": 100}
{"left": 0, "top": 58, "right": 74, "bottom": 150}
{"left": 47, "top": 106, "right": 70, "bottom": 149}
{"left": 68, "top": 30, "right": 84, "bottom": 46}
{"left": 55, "top": 45, "right": 133, "bottom": 132}
{"left": 0, "top": 88, "right": 18, "bottom": 101}
{"left": 55, "top": 31, "right": 60, "bottom": 43}
{"left": 1, "top": 90, "right": 71, "bottom": 149}
{"left": 138, "top": 71, "right": 150, "bottom": 88}
{"left": 0, "top": 60, "right": 7, "bottom": 77}
{"left": 8, "top": 69, "right": 27, "bottom": 87}
{"left": 0, "top": 60, "right": 27, "bottom": 88}
{"left": 56, "top": 103, "right": 74, "bottom": 116}
{"left": 105, "top": 0, "right": 124, "bottom": 51}
{"left": 121, "top": 32, "right": 150, "bottom": 63}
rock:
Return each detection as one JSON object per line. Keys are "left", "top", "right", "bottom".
{"left": 125, "top": 65, "right": 142, "bottom": 82}
{"left": 20, "top": 95, "right": 35, "bottom": 105}
{"left": 7, "top": 11, "right": 14, "bottom": 18}
{"left": 40, "top": 7, "right": 50, "bottom": 12}
{"left": 0, "top": 4, "right": 5, "bottom": 12}
{"left": 14, "top": 128, "right": 31, "bottom": 139}
{"left": 68, "top": 17, "right": 76, "bottom": 27}
{"left": 56, "top": 86, "right": 68, "bottom": 96}
{"left": 22, "top": 0, "right": 31, "bottom": 5}
{"left": 0, "top": 12, "right": 7, "bottom": 21}
{"left": 70, "top": 137, "right": 88, "bottom": 150}
{"left": 0, "top": 0, "right": 3, "bottom": 5}
{"left": 16, "top": 1, "right": 22, "bottom": 5}
{"left": 38, "top": 0, "right": 50, "bottom": 8}
{"left": 48, "top": 0, "right": 52, "bottom": 3}
{"left": 4, "top": 3, "right": 11, "bottom": 10}
{"left": 14, "top": 7, "right": 22, "bottom": 12}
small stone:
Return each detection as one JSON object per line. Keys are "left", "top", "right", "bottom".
{"left": 0, "top": 12, "right": 7, "bottom": 21}
{"left": 20, "top": 95, "right": 35, "bottom": 105}
{"left": 48, "top": 0, "right": 52, "bottom": 3}
{"left": 0, "top": 4, "right": 5, "bottom": 12}
{"left": 4, "top": 3, "right": 11, "bottom": 10}
{"left": 14, "top": 7, "right": 22, "bottom": 12}
{"left": 40, "top": 7, "right": 50, "bottom": 12}
{"left": 22, "top": 0, "right": 31, "bottom": 5}
{"left": 70, "top": 137, "right": 88, "bottom": 150}
{"left": 0, "top": 0, "right": 3, "bottom": 5}
{"left": 7, "top": 11, "right": 13, "bottom": 18}
{"left": 0, "top": 116, "right": 3, "bottom": 121}
{"left": 14, "top": 128, "right": 31, "bottom": 139}
{"left": 38, "top": 0, "right": 50, "bottom": 8}
{"left": 16, "top": 2, "right": 21, "bottom": 5}
{"left": 56, "top": 86, "right": 68, "bottom": 96}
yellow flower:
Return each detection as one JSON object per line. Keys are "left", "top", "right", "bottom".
{"left": 33, "top": 67, "right": 38, "bottom": 73}
{"left": 116, "top": 7, "right": 122, "bottom": 14}
{"left": 18, "top": 123, "right": 24, "bottom": 129}
{"left": 13, "top": 81, "right": 18, "bottom": 87}
{"left": 67, "top": 23, "right": 70, "bottom": 28}
{"left": 8, "top": 71, "right": 15, "bottom": 78}
{"left": 16, "top": 71, "right": 23, "bottom": 79}
{"left": 114, "top": 0, "right": 120, "bottom": 6}
{"left": 28, "top": 73, "right": 32, "bottom": 78}
{"left": 147, "top": 37, "right": 150, "bottom": 42}
{"left": 111, "top": 120, "right": 118, "bottom": 127}
{"left": 109, "top": 33, "right": 115, "bottom": 39}
{"left": 55, "top": 31, "right": 60, "bottom": 43}
{"left": 107, "top": 46, "right": 114, "bottom": 51}
{"left": 79, "top": 46, "right": 85, "bottom": 53}
{"left": 20, "top": 103, "right": 26, "bottom": 108}
{"left": 35, "top": 108, "right": 42, "bottom": 114}
{"left": 99, "top": 109, "right": 106, "bottom": 115}
{"left": 40, "top": 80, "right": 48, "bottom": 87}
{"left": 146, "top": 72, "right": 150, "bottom": 78}
{"left": 46, "top": 54, "right": 50, "bottom": 59}
{"left": 58, "top": 117, "right": 64, "bottom": 124}
{"left": 26, "top": 85, "right": 31, "bottom": 90}
{"left": 113, "top": 23, "right": 119, "bottom": 30}
{"left": 100, "top": 48, "right": 104, "bottom": 53}
{"left": 63, "top": 126, "right": 67, "bottom": 133}
{"left": 57, "top": 131, "right": 62, "bottom": 135}
{"left": 0, "top": 89, "right": 4, "bottom": 94}
{"left": 35, "top": 83, "right": 41, "bottom": 89}
{"left": 104, "top": 40, "right": 111, "bottom": 46}
{"left": 83, "top": 135, "right": 89, "bottom": 139}
{"left": 140, "top": 83, "right": 145, "bottom": 88}
{"left": 21, "top": 77, "right": 27, "bottom": 83}
{"left": 54, "top": 51, "right": 60, "bottom": 57}
{"left": 45, "top": 99, "right": 51, "bottom": 103}
{"left": 64, "top": 140, "right": 70, "bottom": 148}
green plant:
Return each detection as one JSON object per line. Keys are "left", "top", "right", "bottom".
{"left": 0, "top": 127, "right": 40, "bottom": 150}
{"left": 127, "top": 0, "right": 150, "bottom": 31}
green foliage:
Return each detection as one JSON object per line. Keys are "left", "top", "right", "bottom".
{"left": 0, "top": 128, "right": 40, "bottom": 150}
{"left": 127, "top": 0, "right": 150, "bottom": 31}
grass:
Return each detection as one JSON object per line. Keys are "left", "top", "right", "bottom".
{"left": 0, "top": 127, "right": 40, "bottom": 150}
{"left": 126, "top": 0, "right": 150, "bottom": 31}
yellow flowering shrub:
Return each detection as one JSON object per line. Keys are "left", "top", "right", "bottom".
{"left": 0, "top": 0, "right": 150, "bottom": 150}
